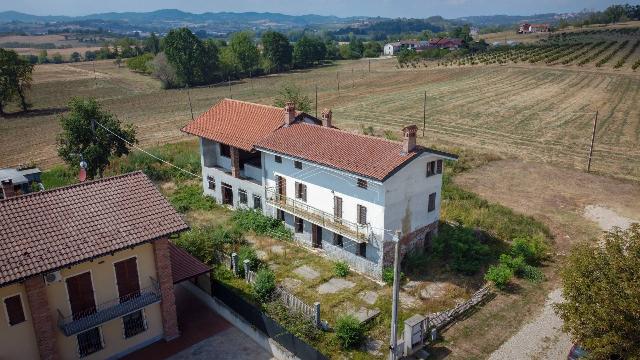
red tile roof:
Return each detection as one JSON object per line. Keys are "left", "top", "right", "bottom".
{"left": 181, "top": 98, "right": 301, "bottom": 152}
{"left": 0, "top": 171, "right": 188, "bottom": 286}
{"left": 168, "top": 242, "right": 211, "bottom": 284}
{"left": 257, "top": 123, "right": 422, "bottom": 181}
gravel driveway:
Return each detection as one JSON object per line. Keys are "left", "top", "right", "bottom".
{"left": 489, "top": 288, "right": 572, "bottom": 360}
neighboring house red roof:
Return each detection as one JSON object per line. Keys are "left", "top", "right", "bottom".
{"left": 181, "top": 98, "right": 302, "bottom": 152}
{"left": 168, "top": 242, "right": 210, "bottom": 284}
{"left": 0, "top": 171, "right": 188, "bottom": 286}
{"left": 256, "top": 123, "right": 423, "bottom": 181}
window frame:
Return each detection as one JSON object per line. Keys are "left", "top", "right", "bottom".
{"left": 333, "top": 196, "right": 343, "bottom": 219}
{"left": 77, "top": 327, "right": 104, "bottom": 358}
{"left": 294, "top": 217, "right": 304, "bottom": 233}
{"left": 294, "top": 160, "right": 303, "bottom": 169}
{"left": 275, "top": 155, "right": 282, "bottom": 163}
{"left": 428, "top": 192, "right": 437, "bottom": 212}
{"left": 357, "top": 178, "right": 368, "bottom": 189}
{"left": 436, "top": 159, "right": 443, "bottom": 174}
{"left": 207, "top": 175, "right": 215, "bottom": 190}
{"left": 358, "top": 242, "right": 367, "bottom": 258}
{"left": 253, "top": 194, "right": 262, "bottom": 210}
{"left": 122, "top": 309, "right": 147, "bottom": 339}
{"left": 333, "top": 234, "right": 344, "bottom": 248}
{"left": 3, "top": 293, "right": 26, "bottom": 326}
{"left": 295, "top": 182, "right": 307, "bottom": 202}
{"left": 426, "top": 161, "right": 436, "bottom": 177}
{"left": 238, "top": 189, "right": 248, "bottom": 205}
{"left": 277, "top": 209, "right": 285, "bottom": 221}
{"left": 219, "top": 144, "right": 231, "bottom": 158}
{"left": 357, "top": 204, "right": 367, "bottom": 225}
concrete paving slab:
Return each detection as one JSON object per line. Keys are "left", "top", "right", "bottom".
{"left": 348, "top": 306, "right": 381, "bottom": 324}
{"left": 359, "top": 290, "right": 379, "bottom": 305}
{"left": 168, "top": 327, "right": 274, "bottom": 360}
{"left": 318, "top": 278, "right": 355, "bottom": 294}
{"left": 293, "top": 265, "right": 320, "bottom": 280}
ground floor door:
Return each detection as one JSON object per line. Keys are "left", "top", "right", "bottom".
{"left": 312, "top": 224, "right": 323, "bottom": 248}
{"left": 221, "top": 183, "right": 233, "bottom": 205}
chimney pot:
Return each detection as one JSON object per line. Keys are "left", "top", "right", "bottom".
{"left": 284, "top": 102, "right": 296, "bottom": 126}
{"left": 321, "top": 108, "right": 332, "bottom": 127}
{"left": 1, "top": 179, "right": 16, "bottom": 199}
{"left": 402, "top": 125, "right": 418, "bottom": 154}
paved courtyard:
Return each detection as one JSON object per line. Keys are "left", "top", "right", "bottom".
{"left": 124, "top": 283, "right": 272, "bottom": 360}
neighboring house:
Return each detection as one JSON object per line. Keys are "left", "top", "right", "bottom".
{"left": 0, "top": 166, "right": 43, "bottom": 199}
{"left": 383, "top": 40, "right": 429, "bottom": 55}
{"left": 518, "top": 23, "right": 550, "bottom": 34}
{"left": 0, "top": 171, "right": 209, "bottom": 360}
{"left": 428, "top": 38, "right": 464, "bottom": 50}
{"left": 182, "top": 99, "right": 457, "bottom": 279}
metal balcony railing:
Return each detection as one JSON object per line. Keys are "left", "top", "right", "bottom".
{"left": 265, "top": 188, "right": 369, "bottom": 242}
{"left": 57, "top": 277, "right": 161, "bottom": 336}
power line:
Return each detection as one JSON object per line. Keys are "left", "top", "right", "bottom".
{"left": 93, "top": 119, "right": 202, "bottom": 179}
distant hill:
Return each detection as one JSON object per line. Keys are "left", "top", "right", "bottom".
{"left": 455, "top": 13, "right": 562, "bottom": 27}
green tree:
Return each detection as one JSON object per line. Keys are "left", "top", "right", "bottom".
{"left": 70, "top": 52, "right": 82, "bottom": 62}
{"left": 0, "top": 48, "right": 34, "bottom": 112}
{"left": 273, "top": 83, "right": 312, "bottom": 113}
{"left": 164, "top": 28, "right": 219, "bottom": 86}
{"left": 56, "top": 97, "right": 137, "bottom": 179}
{"left": 144, "top": 32, "right": 161, "bottom": 54}
{"left": 229, "top": 31, "right": 259, "bottom": 76}
{"left": 84, "top": 51, "right": 97, "bottom": 61}
{"left": 51, "top": 53, "right": 63, "bottom": 64}
{"left": 293, "top": 36, "right": 325, "bottom": 68}
{"left": 261, "top": 30, "right": 292, "bottom": 73}
{"left": 37, "top": 49, "right": 48, "bottom": 64}
{"left": 555, "top": 224, "right": 640, "bottom": 359}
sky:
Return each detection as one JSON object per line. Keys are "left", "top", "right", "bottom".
{"left": 2, "top": 0, "right": 639, "bottom": 18}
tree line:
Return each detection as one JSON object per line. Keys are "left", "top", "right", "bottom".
{"left": 558, "top": 4, "right": 640, "bottom": 28}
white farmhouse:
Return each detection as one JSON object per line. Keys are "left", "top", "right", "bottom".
{"left": 182, "top": 99, "right": 457, "bottom": 279}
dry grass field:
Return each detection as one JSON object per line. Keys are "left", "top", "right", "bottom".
{"left": 1, "top": 56, "right": 639, "bottom": 183}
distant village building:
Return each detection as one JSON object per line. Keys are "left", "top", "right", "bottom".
{"left": 383, "top": 38, "right": 463, "bottom": 55}
{"left": 518, "top": 23, "right": 550, "bottom": 34}
{"left": 182, "top": 99, "right": 457, "bottom": 279}
{"left": 0, "top": 166, "right": 42, "bottom": 199}
{"left": 0, "top": 171, "right": 209, "bottom": 359}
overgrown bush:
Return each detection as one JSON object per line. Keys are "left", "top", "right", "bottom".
{"left": 126, "top": 53, "right": 154, "bottom": 74}
{"left": 432, "top": 224, "right": 491, "bottom": 275}
{"left": 174, "top": 226, "right": 244, "bottom": 264}
{"left": 382, "top": 267, "right": 405, "bottom": 286}
{"left": 253, "top": 268, "right": 276, "bottom": 302}
{"left": 484, "top": 263, "right": 513, "bottom": 290}
{"left": 169, "top": 184, "right": 217, "bottom": 213}
{"left": 264, "top": 301, "right": 321, "bottom": 342}
{"left": 403, "top": 251, "right": 429, "bottom": 274}
{"left": 237, "top": 245, "right": 259, "bottom": 277}
{"left": 334, "top": 261, "right": 349, "bottom": 277}
{"left": 334, "top": 315, "right": 364, "bottom": 349}
{"left": 510, "top": 235, "right": 549, "bottom": 266}
{"left": 40, "top": 165, "right": 77, "bottom": 189}
{"left": 232, "top": 209, "right": 292, "bottom": 240}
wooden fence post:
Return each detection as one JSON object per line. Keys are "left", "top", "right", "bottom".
{"left": 243, "top": 259, "right": 251, "bottom": 283}
{"left": 314, "top": 302, "right": 321, "bottom": 328}
{"left": 231, "top": 252, "right": 238, "bottom": 276}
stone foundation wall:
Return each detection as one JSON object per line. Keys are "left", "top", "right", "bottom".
{"left": 382, "top": 221, "right": 439, "bottom": 268}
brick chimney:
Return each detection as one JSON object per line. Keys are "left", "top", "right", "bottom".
{"left": 402, "top": 125, "right": 418, "bottom": 154}
{"left": 284, "top": 102, "right": 296, "bottom": 126}
{"left": 321, "top": 108, "right": 332, "bottom": 128}
{"left": 1, "top": 179, "right": 15, "bottom": 199}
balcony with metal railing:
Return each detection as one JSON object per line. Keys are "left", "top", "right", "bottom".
{"left": 57, "top": 277, "right": 161, "bottom": 336}
{"left": 265, "top": 188, "right": 369, "bottom": 243}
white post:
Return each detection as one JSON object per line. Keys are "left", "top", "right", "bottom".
{"left": 314, "top": 302, "right": 321, "bottom": 329}
{"left": 231, "top": 252, "right": 238, "bottom": 276}
{"left": 389, "top": 230, "right": 402, "bottom": 360}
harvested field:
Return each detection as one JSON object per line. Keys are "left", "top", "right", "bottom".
{"left": 1, "top": 58, "right": 639, "bottom": 183}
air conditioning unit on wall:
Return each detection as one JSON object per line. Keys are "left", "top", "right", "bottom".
{"left": 44, "top": 271, "right": 62, "bottom": 285}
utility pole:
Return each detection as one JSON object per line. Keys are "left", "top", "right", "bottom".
{"left": 337, "top": 71, "right": 340, "bottom": 96}
{"left": 587, "top": 110, "right": 598, "bottom": 172}
{"left": 369, "top": 59, "right": 371, "bottom": 73}
{"left": 389, "top": 230, "right": 402, "bottom": 360}
{"left": 315, "top": 84, "right": 318, "bottom": 118}
{"left": 228, "top": 76, "right": 232, "bottom": 99}
{"left": 422, "top": 91, "right": 427, "bottom": 137}
{"left": 352, "top": 68, "right": 354, "bottom": 88}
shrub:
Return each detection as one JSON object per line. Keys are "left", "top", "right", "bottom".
{"left": 334, "top": 261, "right": 349, "bottom": 277}
{"left": 382, "top": 266, "right": 405, "bottom": 286}
{"left": 169, "top": 184, "right": 217, "bottom": 213}
{"left": 264, "top": 301, "right": 321, "bottom": 342}
{"left": 174, "top": 226, "right": 233, "bottom": 264}
{"left": 511, "top": 234, "right": 549, "bottom": 266}
{"left": 432, "top": 225, "right": 491, "bottom": 275}
{"left": 237, "top": 245, "right": 259, "bottom": 277}
{"left": 253, "top": 268, "right": 276, "bottom": 302}
{"left": 485, "top": 263, "right": 513, "bottom": 290}
{"left": 126, "top": 53, "right": 154, "bottom": 74}
{"left": 232, "top": 209, "right": 292, "bottom": 240}
{"left": 334, "top": 315, "right": 364, "bottom": 349}
{"left": 403, "top": 251, "right": 429, "bottom": 274}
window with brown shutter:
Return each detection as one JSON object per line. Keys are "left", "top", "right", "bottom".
{"left": 4, "top": 294, "right": 25, "bottom": 326}
{"left": 295, "top": 182, "right": 307, "bottom": 201}
{"left": 114, "top": 258, "right": 140, "bottom": 302}
{"left": 428, "top": 192, "right": 437, "bottom": 212}
{"left": 357, "top": 178, "right": 368, "bottom": 189}
{"left": 357, "top": 205, "right": 367, "bottom": 225}
{"left": 66, "top": 272, "right": 96, "bottom": 320}
{"left": 334, "top": 196, "right": 343, "bottom": 219}
{"left": 436, "top": 160, "right": 443, "bottom": 174}
{"left": 426, "top": 161, "right": 436, "bottom": 177}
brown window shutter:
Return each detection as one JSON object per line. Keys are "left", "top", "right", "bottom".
{"left": 437, "top": 160, "right": 443, "bottom": 174}
{"left": 301, "top": 184, "right": 307, "bottom": 201}
{"left": 115, "top": 258, "right": 140, "bottom": 301}
{"left": 4, "top": 295, "right": 25, "bottom": 325}
{"left": 357, "top": 205, "right": 367, "bottom": 225}
{"left": 334, "top": 196, "right": 343, "bottom": 218}
{"left": 295, "top": 182, "right": 300, "bottom": 198}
